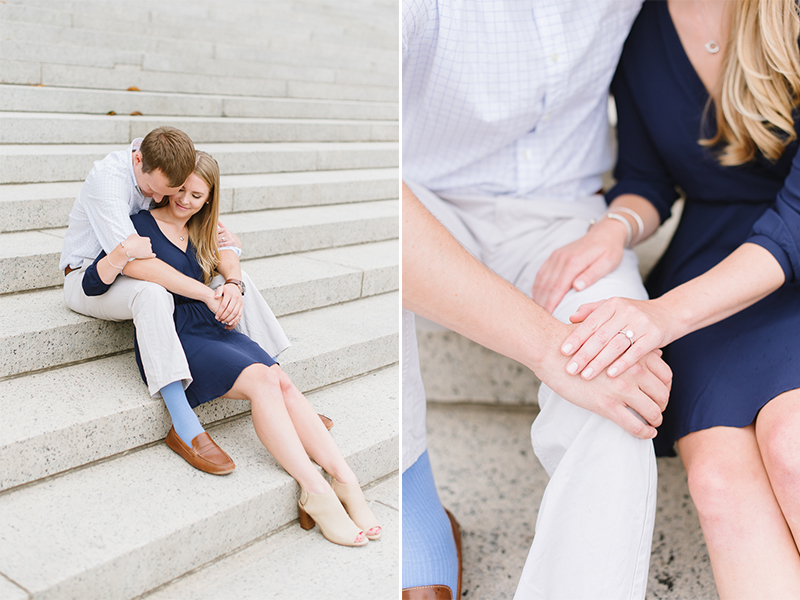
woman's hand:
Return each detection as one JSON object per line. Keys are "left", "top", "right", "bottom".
{"left": 214, "top": 282, "right": 243, "bottom": 330}
{"left": 560, "top": 296, "right": 675, "bottom": 380}
{"left": 121, "top": 233, "right": 156, "bottom": 260}
{"left": 532, "top": 217, "right": 628, "bottom": 313}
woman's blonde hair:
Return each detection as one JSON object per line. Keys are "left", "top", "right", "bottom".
{"left": 156, "top": 151, "right": 221, "bottom": 283}
{"left": 187, "top": 151, "right": 221, "bottom": 283}
{"left": 703, "top": 0, "right": 800, "bottom": 165}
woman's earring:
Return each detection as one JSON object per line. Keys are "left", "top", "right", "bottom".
{"left": 205, "top": 202, "right": 209, "bottom": 204}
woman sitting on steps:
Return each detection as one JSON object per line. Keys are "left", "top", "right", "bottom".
{"left": 81, "top": 151, "right": 381, "bottom": 547}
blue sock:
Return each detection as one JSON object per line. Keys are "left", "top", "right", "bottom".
{"left": 402, "top": 450, "right": 459, "bottom": 595}
{"left": 160, "top": 381, "right": 205, "bottom": 447}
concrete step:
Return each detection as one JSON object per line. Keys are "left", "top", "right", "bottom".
{"left": 0, "top": 141, "right": 398, "bottom": 185}
{"left": 0, "top": 364, "right": 398, "bottom": 600}
{"left": 0, "top": 291, "right": 399, "bottom": 491}
{"left": 0, "top": 41, "right": 398, "bottom": 89}
{"left": 0, "top": 84, "right": 398, "bottom": 120}
{"left": 0, "top": 112, "right": 398, "bottom": 145}
{"left": 0, "top": 238, "right": 398, "bottom": 378}
{"left": 140, "top": 474, "right": 399, "bottom": 600}
{"left": 0, "top": 164, "right": 398, "bottom": 232}
{"left": 0, "top": 2, "right": 398, "bottom": 58}
{"left": 0, "top": 61, "right": 396, "bottom": 103}
{"left": 0, "top": 199, "right": 398, "bottom": 294}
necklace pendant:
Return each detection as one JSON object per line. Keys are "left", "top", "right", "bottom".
{"left": 705, "top": 40, "right": 720, "bottom": 54}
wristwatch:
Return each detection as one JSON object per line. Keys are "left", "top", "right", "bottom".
{"left": 224, "top": 278, "right": 246, "bottom": 296}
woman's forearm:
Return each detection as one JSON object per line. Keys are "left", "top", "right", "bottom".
{"left": 96, "top": 244, "right": 129, "bottom": 284}
{"left": 653, "top": 242, "right": 786, "bottom": 342}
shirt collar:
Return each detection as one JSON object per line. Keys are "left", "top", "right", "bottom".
{"left": 129, "top": 138, "right": 144, "bottom": 196}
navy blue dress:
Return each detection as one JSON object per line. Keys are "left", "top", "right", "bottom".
{"left": 607, "top": 1, "right": 800, "bottom": 456}
{"left": 83, "top": 210, "right": 276, "bottom": 408}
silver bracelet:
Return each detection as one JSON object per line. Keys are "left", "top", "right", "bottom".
{"left": 612, "top": 206, "right": 645, "bottom": 246}
{"left": 107, "top": 256, "right": 125, "bottom": 271}
{"left": 605, "top": 212, "right": 633, "bottom": 248}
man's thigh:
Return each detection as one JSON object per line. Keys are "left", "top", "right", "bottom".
{"left": 484, "top": 195, "right": 647, "bottom": 321}
{"left": 64, "top": 269, "right": 167, "bottom": 322}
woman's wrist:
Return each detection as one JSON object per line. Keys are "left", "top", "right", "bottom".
{"left": 590, "top": 215, "right": 630, "bottom": 247}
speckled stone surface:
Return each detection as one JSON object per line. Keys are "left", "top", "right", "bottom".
{"left": 0, "top": 292, "right": 399, "bottom": 490}
{"left": 0, "top": 366, "right": 398, "bottom": 600}
{"left": 141, "top": 474, "right": 399, "bottom": 600}
{"left": 229, "top": 167, "right": 398, "bottom": 211}
{"left": 0, "top": 574, "right": 27, "bottom": 600}
{"left": 426, "top": 403, "right": 717, "bottom": 600}
{"left": 0, "top": 229, "right": 65, "bottom": 292}
{"left": 0, "top": 180, "right": 82, "bottom": 233}
{"left": 127, "top": 116, "right": 397, "bottom": 145}
{"left": 230, "top": 199, "right": 398, "bottom": 260}
{"left": 418, "top": 330, "right": 542, "bottom": 405}
{"left": 301, "top": 240, "right": 399, "bottom": 298}
{"left": 243, "top": 253, "right": 364, "bottom": 317}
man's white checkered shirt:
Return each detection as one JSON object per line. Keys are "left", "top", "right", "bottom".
{"left": 402, "top": 0, "right": 643, "bottom": 201}
{"left": 59, "top": 139, "right": 150, "bottom": 271}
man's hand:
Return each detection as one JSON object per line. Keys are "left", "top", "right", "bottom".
{"left": 121, "top": 233, "right": 156, "bottom": 260}
{"left": 218, "top": 221, "right": 242, "bottom": 250}
{"left": 214, "top": 282, "right": 243, "bottom": 330}
{"left": 539, "top": 322, "right": 672, "bottom": 439}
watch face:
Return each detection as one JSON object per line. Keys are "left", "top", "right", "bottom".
{"left": 240, "top": 280, "right": 246, "bottom": 295}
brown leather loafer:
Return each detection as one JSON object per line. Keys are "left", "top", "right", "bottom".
{"left": 402, "top": 507, "right": 462, "bottom": 600}
{"left": 401, "top": 586, "right": 453, "bottom": 600}
{"left": 319, "top": 413, "right": 333, "bottom": 430}
{"left": 165, "top": 426, "right": 235, "bottom": 475}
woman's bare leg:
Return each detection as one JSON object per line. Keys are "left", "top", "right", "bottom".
{"left": 678, "top": 426, "right": 800, "bottom": 599}
{"left": 225, "top": 363, "right": 330, "bottom": 494}
{"left": 269, "top": 365, "right": 357, "bottom": 485}
{"left": 756, "top": 389, "right": 800, "bottom": 547}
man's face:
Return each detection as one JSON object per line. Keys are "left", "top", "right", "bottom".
{"left": 132, "top": 151, "right": 181, "bottom": 201}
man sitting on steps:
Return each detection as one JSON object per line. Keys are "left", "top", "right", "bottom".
{"left": 59, "top": 126, "right": 326, "bottom": 475}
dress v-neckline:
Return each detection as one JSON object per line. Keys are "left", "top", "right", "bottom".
{"left": 149, "top": 211, "right": 190, "bottom": 255}
{"left": 659, "top": 1, "right": 714, "bottom": 105}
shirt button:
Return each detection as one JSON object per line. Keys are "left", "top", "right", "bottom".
{"left": 523, "top": 150, "right": 533, "bottom": 160}
{"left": 551, "top": 53, "right": 559, "bottom": 63}
{"left": 543, "top": 114, "right": 551, "bottom": 122}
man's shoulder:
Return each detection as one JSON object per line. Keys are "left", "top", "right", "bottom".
{"left": 83, "top": 149, "right": 132, "bottom": 192}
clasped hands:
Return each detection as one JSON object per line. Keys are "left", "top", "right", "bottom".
{"left": 532, "top": 222, "right": 674, "bottom": 439}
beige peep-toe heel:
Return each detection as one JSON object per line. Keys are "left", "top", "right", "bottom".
{"left": 331, "top": 479, "right": 382, "bottom": 541}
{"left": 297, "top": 488, "right": 368, "bottom": 547}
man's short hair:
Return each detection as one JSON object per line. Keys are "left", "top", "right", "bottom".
{"left": 139, "top": 126, "right": 196, "bottom": 187}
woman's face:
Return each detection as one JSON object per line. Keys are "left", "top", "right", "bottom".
{"left": 169, "top": 172, "right": 210, "bottom": 220}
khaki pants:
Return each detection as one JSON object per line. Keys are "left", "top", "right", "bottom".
{"left": 64, "top": 269, "right": 289, "bottom": 397}
{"left": 405, "top": 181, "right": 655, "bottom": 600}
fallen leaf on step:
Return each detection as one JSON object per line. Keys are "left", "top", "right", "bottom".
{"left": 130, "top": 111, "right": 142, "bottom": 116}
{"left": 126, "top": 86, "right": 140, "bottom": 92}
{"left": 107, "top": 111, "right": 117, "bottom": 115}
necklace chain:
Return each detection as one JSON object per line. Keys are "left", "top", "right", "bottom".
{"left": 693, "top": 0, "right": 720, "bottom": 54}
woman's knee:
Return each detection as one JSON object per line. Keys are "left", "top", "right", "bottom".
{"left": 759, "top": 414, "right": 800, "bottom": 492}
{"left": 685, "top": 448, "right": 755, "bottom": 522}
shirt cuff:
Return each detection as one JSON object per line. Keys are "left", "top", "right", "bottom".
{"left": 220, "top": 245, "right": 242, "bottom": 258}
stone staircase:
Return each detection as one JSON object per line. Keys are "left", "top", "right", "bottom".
{"left": 0, "top": 1, "right": 399, "bottom": 598}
